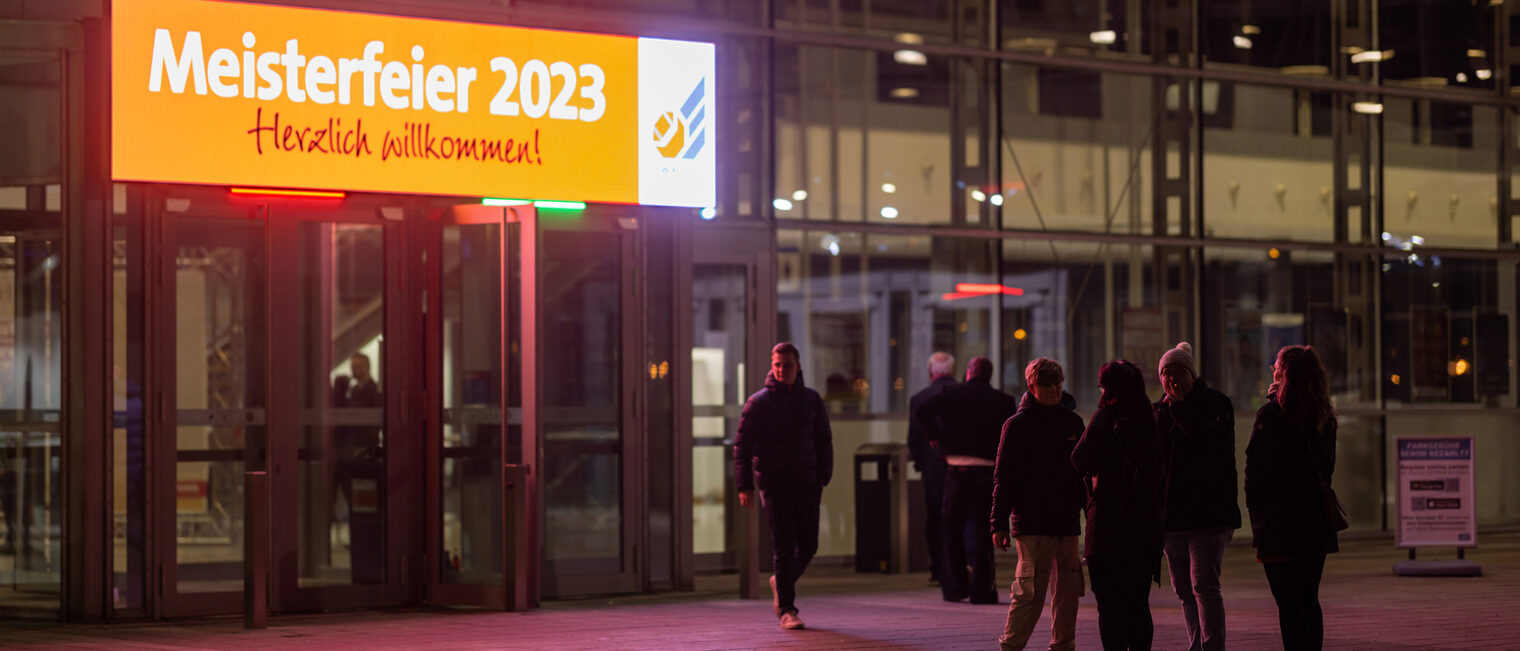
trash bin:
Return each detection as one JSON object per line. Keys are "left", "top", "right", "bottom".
{"left": 854, "top": 443, "right": 909, "bottom": 573}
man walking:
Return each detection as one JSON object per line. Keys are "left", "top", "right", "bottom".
{"left": 991, "top": 358, "right": 1087, "bottom": 650}
{"left": 916, "top": 356, "right": 1017, "bottom": 604}
{"left": 908, "top": 351, "right": 956, "bottom": 584}
{"left": 1155, "top": 342, "right": 1241, "bottom": 651}
{"left": 735, "top": 342, "right": 833, "bottom": 631}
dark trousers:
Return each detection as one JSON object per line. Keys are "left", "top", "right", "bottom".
{"left": 1263, "top": 555, "right": 1326, "bottom": 651}
{"left": 1089, "top": 561, "right": 1155, "bottom": 651}
{"left": 941, "top": 465, "right": 996, "bottom": 603}
{"left": 921, "top": 459, "right": 945, "bottom": 581}
{"left": 759, "top": 483, "right": 821, "bottom": 616}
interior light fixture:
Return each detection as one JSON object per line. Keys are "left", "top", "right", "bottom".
{"left": 890, "top": 87, "right": 920, "bottom": 99}
{"left": 1350, "top": 50, "right": 1393, "bottom": 64}
{"left": 881, "top": 182, "right": 897, "bottom": 194}
{"left": 990, "top": 194, "right": 1005, "bottom": 206}
{"left": 1088, "top": 30, "right": 1117, "bottom": 45}
{"left": 1468, "top": 49, "right": 1487, "bottom": 58}
{"left": 894, "top": 49, "right": 928, "bottom": 66}
{"left": 1233, "top": 35, "right": 1253, "bottom": 50}
{"left": 1352, "top": 101, "right": 1384, "bottom": 114}
{"left": 970, "top": 189, "right": 987, "bottom": 202}
{"left": 1476, "top": 69, "right": 1493, "bottom": 80}
{"left": 773, "top": 198, "right": 794, "bottom": 211}
{"left": 894, "top": 32, "right": 925, "bottom": 45}
{"left": 880, "top": 206, "right": 899, "bottom": 219}
{"left": 230, "top": 187, "right": 345, "bottom": 199}
{"left": 1456, "top": 73, "right": 1470, "bottom": 84}
{"left": 792, "top": 189, "right": 809, "bottom": 201}
{"left": 483, "top": 198, "right": 531, "bottom": 206}
{"left": 1242, "top": 25, "right": 1262, "bottom": 35}
{"left": 700, "top": 207, "right": 717, "bottom": 220}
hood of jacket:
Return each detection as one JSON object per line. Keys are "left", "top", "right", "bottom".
{"left": 1018, "top": 390, "right": 1077, "bottom": 413}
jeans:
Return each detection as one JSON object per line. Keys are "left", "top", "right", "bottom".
{"left": 941, "top": 466, "right": 996, "bottom": 602}
{"left": 1164, "top": 528, "right": 1234, "bottom": 651}
{"left": 999, "top": 535, "right": 1083, "bottom": 651}
{"left": 1263, "top": 554, "right": 1327, "bottom": 651}
{"left": 758, "top": 483, "right": 822, "bottom": 616}
{"left": 1088, "top": 561, "right": 1154, "bottom": 651}
{"left": 921, "top": 459, "right": 946, "bottom": 582}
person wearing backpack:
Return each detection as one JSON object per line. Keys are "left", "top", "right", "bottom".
{"left": 1246, "top": 345, "right": 1339, "bottom": 651}
{"left": 1072, "top": 360, "right": 1165, "bottom": 651}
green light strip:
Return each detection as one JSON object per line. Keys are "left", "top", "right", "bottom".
{"left": 533, "top": 200, "right": 586, "bottom": 210}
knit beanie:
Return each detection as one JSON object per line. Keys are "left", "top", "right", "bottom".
{"left": 1158, "top": 342, "right": 1196, "bottom": 378}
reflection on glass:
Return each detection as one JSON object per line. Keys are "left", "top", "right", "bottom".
{"left": 440, "top": 223, "right": 503, "bottom": 585}
{"left": 1382, "top": 256, "right": 1515, "bottom": 406}
{"left": 174, "top": 217, "right": 264, "bottom": 594}
{"left": 1382, "top": 100, "right": 1498, "bottom": 249}
{"left": 692, "top": 265, "right": 746, "bottom": 556}
{"left": 296, "top": 222, "right": 386, "bottom": 587}
{"left": 543, "top": 231, "right": 622, "bottom": 570}
{"left": 113, "top": 216, "right": 146, "bottom": 610}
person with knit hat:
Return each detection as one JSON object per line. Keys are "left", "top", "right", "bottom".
{"left": 1154, "top": 342, "right": 1241, "bottom": 651}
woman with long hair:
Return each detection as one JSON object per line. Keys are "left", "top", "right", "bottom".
{"left": 1246, "top": 345, "right": 1339, "bottom": 651}
{"left": 1072, "top": 360, "right": 1165, "bottom": 651}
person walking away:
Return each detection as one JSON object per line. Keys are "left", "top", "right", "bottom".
{"left": 1155, "top": 342, "right": 1241, "bottom": 651}
{"left": 1072, "top": 360, "right": 1165, "bottom": 651}
{"left": 916, "top": 356, "right": 1018, "bottom": 604}
{"left": 990, "top": 358, "right": 1087, "bottom": 650}
{"left": 734, "top": 342, "right": 833, "bottom": 631}
{"left": 908, "top": 351, "right": 956, "bottom": 584}
{"left": 1246, "top": 345, "right": 1339, "bottom": 651}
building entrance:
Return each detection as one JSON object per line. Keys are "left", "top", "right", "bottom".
{"left": 150, "top": 190, "right": 409, "bottom": 617}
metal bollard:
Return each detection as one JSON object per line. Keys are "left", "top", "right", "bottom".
{"left": 244, "top": 471, "right": 269, "bottom": 629}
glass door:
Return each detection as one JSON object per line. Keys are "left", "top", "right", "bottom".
{"left": 536, "top": 217, "right": 639, "bottom": 597}
{"left": 269, "top": 203, "right": 406, "bottom": 611}
{"left": 425, "top": 204, "right": 531, "bottom": 610}
{"left": 154, "top": 203, "right": 267, "bottom": 618}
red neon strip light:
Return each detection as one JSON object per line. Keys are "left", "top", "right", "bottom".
{"left": 942, "top": 292, "right": 981, "bottom": 301}
{"left": 230, "top": 187, "right": 346, "bottom": 199}
{"left": 954, "top": 283, "right": 1024, "bottom": 296}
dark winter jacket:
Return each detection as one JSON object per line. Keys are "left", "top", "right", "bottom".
{"left": 907, "top": 376, "right": 956, "bottom": 471}
{"left": 1245, "top": 397, "right": 1339, "bottom": 558}
{"left": 1072, "top": 403, "right": 1165, "bottom": 575}
{"left": 915, "top": 377, "right": 1019, "bottom": 462}
{"left": 1154, "top": 380, "right": 1242, "bottom": 532}
{"left": 733, "top": 371, "right": 834, "bottom": 492}
{"left": 990, "top": 391, "right": 1086, "bottom": 537}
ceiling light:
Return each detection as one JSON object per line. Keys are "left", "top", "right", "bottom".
{"left": 1352, "top": 102, "right": 1384, "bottom": 115}
{"left": 893, "top": 49, "right": 928, "bottom": 66}
{"left": 1456, "top": 73, "right": 1469, "bottom": 83}
{"left": 971, "top": 190, "right": 986, "bottom": 202}
{"left": 1088, "top": 30, "right": 1116, "bottom": 45}
{"left": 1351, "top": 50, "right": 1393, "bottom": 63}
{"left": 890, "top": 87, "right": 919, "bottom": 99}
{"left": 1242, "top": 25, "right": 1262, "bottom": 35}
{"left": 1233, "top": 35, "right": 1253, "bottom": 50}
{"left": 1468, "top": 49, "right": 1487, "bottom": 58}
{"left": 792, "top": 189, "right": 808, "bottom": 201}
{"left": 773, "top": 198, "right": 794, "bottom": 211}
{"left": 881, "top": 182, "right": 896, "bottom": 194}
{"left": 1411, "top": 235, "right": 1425, "bottom": 245}
{"left": 894, "top": 32, "right": 924, "bottom": 45}
{"left": 1476, "top": 69, "right": 1493, "bottom": 80}
{"left": 990, "top": 194, "right": 1005, "bottom": 206}
{"left": 700, "top": 207, "right": 716, "bottom": 220}
{"left": 880, "top": 206, "right": 899, "bottom": 219}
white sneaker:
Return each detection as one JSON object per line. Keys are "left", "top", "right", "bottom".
{"left": 769, "top": 575, "right": 779, "bottom": 617}
{"left": 780, "top": 611, "right": 805, "bottom": 630}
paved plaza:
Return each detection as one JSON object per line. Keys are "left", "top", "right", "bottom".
{"left": 2, "top": 532, "right": 1516, "bottom": 650}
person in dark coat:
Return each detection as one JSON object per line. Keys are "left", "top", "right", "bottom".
{"left": 1072, "top": 360, "right": 1164, "bottom": 651}
{"left": 1246, "top": 345, "right": 1339, "bottom": 651}
{"left": 916, "top": 356, "right": 1018, "bottom": 604}
{"left": 1154, "top": 342, "right": 1241, "bottom": 651}
{"left": 734, "top": 342, "right": 833, "bottom": 631}
{"left": 907, "top": 351, "right": 956, "bottom": 584}
{"left": 990, "top": 358, "right": 1086, "bottom": 651}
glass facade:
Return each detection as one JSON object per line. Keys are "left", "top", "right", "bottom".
{"left": 7, "top": 0, "right": 1520, "bottom": 622}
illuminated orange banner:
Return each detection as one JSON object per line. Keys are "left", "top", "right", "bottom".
{"left": 112, "top": 0, "right": 715, "bottom": 206}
